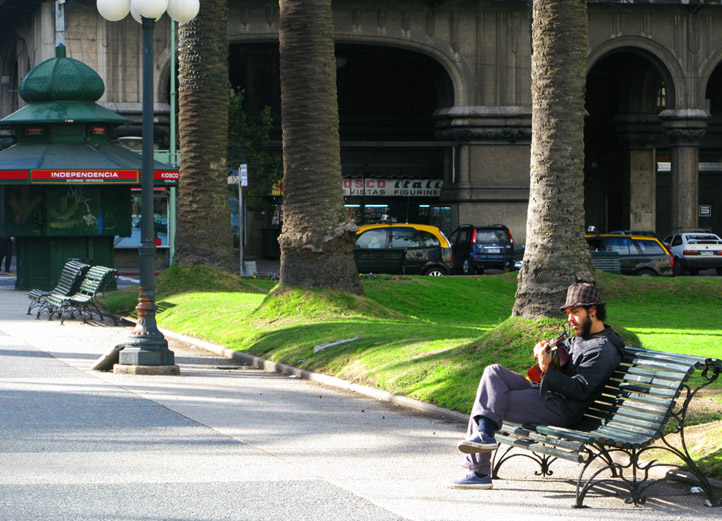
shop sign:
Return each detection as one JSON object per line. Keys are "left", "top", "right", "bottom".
{"left": 154, "top": 170, "right": 180, "bottom": 184}
{"left": 0, "top": 170, "right": 30, "bottom": 183}
{"left": 31, "top": 169, "right": 139, "bottom": 184}
{"left": 91, "top": 126, "right": 107, "bottom": 135}
{"left": 343, "top": 179, "right": 443, "bottom": 197}
{"left": 24, "top": 126, "right": 44, "bottom": 136}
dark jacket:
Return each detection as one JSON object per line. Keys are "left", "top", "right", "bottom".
{"left": 539, "top": 325, "right": 626, "bottom": 424}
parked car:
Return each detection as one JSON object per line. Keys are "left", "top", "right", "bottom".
{"left": 585, "top": 233, "right": 673, "bottom": 277}
{"left": 662, "top": 230, "right": 722, "bottom": 275}
{"left": 354, "top": 223, "right": 454, "bottom": 276}
{"left": 448, "top": 224, "right": 517, "bottom": 274}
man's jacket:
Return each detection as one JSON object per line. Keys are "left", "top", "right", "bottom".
{"left": 539, "top": 326, "right": 626, "bottom": 424}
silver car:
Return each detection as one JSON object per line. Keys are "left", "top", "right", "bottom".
{"left": 663, "top": 230, "right": 722, "bottom": 276}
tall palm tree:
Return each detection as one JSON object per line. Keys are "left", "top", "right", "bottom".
{"left": 513, "top": 0, "right": 594, "bottom": 318}
{"left": 175, "top": 0, "right": 234, "bottom": 271}
{"left": 277, "top": 0, "right": 363, "bottom": 294}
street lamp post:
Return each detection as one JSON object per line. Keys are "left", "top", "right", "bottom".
{"left": 97, "top": 0, "right": 199, "bottom": 374}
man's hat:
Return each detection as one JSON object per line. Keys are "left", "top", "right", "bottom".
{"left": 560, "top": 283, "right": 604, "bottom": 311}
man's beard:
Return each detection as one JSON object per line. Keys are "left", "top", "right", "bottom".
{"left": 577, "top": 314, "right": 592, "bottom": 337}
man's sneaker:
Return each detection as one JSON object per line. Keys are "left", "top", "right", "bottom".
{"left": 457, "top": 432, "right": 498, "bottom": 454}
{"left": 447, "top": 472, "right": 493, "bottom": 489}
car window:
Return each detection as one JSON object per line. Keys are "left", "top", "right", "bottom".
{"left": 419, "top": 231, "right": 440, "bottom": 247}
{"left": 586, "top": 238, "right": 604, "bottom": 251}
{"left": 604, "top": 237, "right": 633, "bottom": 255}
{"left": 391, "top": 228, "right": 420, "bottom": 248}
{"left": 356, "top": 229, "right": 387, "bottom": 249}
{"left": 634, "top": 239, "right": 666, "bottom": 255}
{"left": 448, "top": 230, "right": 459, "bottom": 245}
{"left": 685, "top": 234, "right": 719, "bottom": 243}
{"left": 476, "top": 229, "right": 509, "bottom": 244}
{"left": 671, "top": 236, "right": 682, "bottom": 246}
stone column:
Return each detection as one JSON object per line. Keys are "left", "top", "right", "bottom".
{"left": 433, "top": 105, "right": 532, "bottom": 243}
{"left": 615, "top": 115, "right": 660, "bottom": 232}
{"left": 659, "top": 109, "right": 709, "bottom": 231}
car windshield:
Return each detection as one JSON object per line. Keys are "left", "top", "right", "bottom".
{"left": 476, "top": 229, "right": 510, "bottom": 244}
{"left": 684, "top": 234, "right": 720, "bottom": 243}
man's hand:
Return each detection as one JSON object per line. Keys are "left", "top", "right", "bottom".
{"left": 533, "top": 340, "right": 553, "bottom": 374}
{"left": 533, "top": 340, "right": 548, "bottom": 359}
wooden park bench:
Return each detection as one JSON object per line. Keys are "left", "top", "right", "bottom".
{"left": 491, "top": 347, "right": 722, "bottom": 508}
{"left": 44, "top": 265, "right": 119, "bottom": 325}
{"left": 27, "top": 259, "right": 91, "bottom": 318}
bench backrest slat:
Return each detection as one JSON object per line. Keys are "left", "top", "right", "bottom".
{"left": 617, "top": 382, "right": 679, "bottom": 398}
{"left": 586, "top": 402, "right": 669, "bottom": 425}
{"left": 50, "top": 260, "right": 91, "bottom": 296}
{"left": 76, "top": 266, "right": 117, "bottom": 297}
{"left": 601, "top": 412, "right": 670, "bottom": 434}
{"left": 620, "top": 358, "right": 695, "bottom": 376}
{"left": 619, "top": 373, "right": 685, "bottom": 390}
{"left": 614, "top": 390, "right": 679, "bottom": 408}
{"left": 626, "top": 347, "right": 715, "bottom": 371}
{"left": 595, "top": 394, "right": 670, "bottom": 414}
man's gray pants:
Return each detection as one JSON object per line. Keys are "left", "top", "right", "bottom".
{"left": 462, "top": 364, "right": 568, "bottom": 475}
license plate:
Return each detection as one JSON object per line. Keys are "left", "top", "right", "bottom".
{"left": 486, "top": 248, "right": 501, "bottom": 254}
{"left": 700, "top": 251, "right": 714, "bottom": 256}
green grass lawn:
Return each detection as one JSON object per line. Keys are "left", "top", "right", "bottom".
{"left": 104, "top": 266, "right": 722, "bottom": 478}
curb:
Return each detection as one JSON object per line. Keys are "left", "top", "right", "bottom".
{"left": 155, "top": 325, "right": 469, "bottom": 425}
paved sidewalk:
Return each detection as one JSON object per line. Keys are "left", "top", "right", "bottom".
{"left": 0, "top": 279, "right": 718, "bottom": 520}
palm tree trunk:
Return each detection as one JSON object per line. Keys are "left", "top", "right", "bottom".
{"left": 513, "top": 0, "right": 594, "bottom": 318}
{"left": 277, "top": 0, "right": 363, "bottom": 294}
{"left": 175, "top": 0, "right": 234, "bottom": 271}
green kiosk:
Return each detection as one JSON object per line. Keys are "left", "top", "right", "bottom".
{"left": 0, "top": 44, "right": 178, "bottom": 290}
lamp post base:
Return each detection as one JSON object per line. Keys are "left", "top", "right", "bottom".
{"left": 113, "top": 363, "right": 180, "bottom": 376}
{"left": 118, "top": 341, "right": 176, "bottom": 366}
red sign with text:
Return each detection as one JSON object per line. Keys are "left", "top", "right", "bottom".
{"left": 31, "top": 169, "right": 140, "bottom": 183}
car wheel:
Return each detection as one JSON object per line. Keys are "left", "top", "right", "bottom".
{"left": 673, "top": 258, "right": 685, "bottom": 276}
{"left": 717, "top": 267, "right": 722, "bottom": 276}
{"left": 424, "top": 267, "right": 445, "bottom": 276}
{"left": 462, "top": 257, "right": 473, "bottom": 275}
{"left": 636, "top": 269, "right": 655, "bottom": 277}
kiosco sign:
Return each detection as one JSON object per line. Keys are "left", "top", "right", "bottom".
{"left": 343, "top": 179, "right": 443, "bottom": 197}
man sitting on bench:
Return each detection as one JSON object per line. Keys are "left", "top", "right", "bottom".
{"left": 448, "top": 283, "right": 626, "bottom": 489}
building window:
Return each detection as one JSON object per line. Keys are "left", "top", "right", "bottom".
{"left": 656, "top": 83, "right": 667, "bottom": 110}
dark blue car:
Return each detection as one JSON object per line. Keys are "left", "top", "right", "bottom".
{"left": 448, "top": 224, "right": 517, "bottom": 274}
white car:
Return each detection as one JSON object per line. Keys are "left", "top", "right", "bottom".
{"left": 662, "top": 230, "right": 722, "bottom": 275}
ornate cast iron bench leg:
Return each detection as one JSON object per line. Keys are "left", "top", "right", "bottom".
{"left": 492, "top": 445, "right": 558, "bottom": 479}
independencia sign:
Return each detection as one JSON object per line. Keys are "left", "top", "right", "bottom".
{"left": 343, "top": 179, "right": 443, "bottom": 197}
{"left": 1, "top": 170, "right": 180, "bottom": 185}
{"left": 31, "top": 169, "right": 140, "bottom": 183}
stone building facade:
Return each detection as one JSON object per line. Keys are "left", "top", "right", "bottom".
{"left": 2, "top": 0, "right": 722, "bottom": 253}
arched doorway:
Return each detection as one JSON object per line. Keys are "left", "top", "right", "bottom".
{"left": 701, "top": 62, "right": 722, "bottom": 234}
{"left": 228, "top": 42, "right": 456, "bottom": 257}
{"left": 585, "top": 48, "right": 672, "bottom": 234}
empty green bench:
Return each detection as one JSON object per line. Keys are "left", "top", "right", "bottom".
{"left": 28, "top": 259, "right": 91, "bottom": 318}
{"left": 491, "top": 347, "right": 722, "bottom": 508}
{"left": 44, "top": 265, "right": 119, "bottom": 325}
